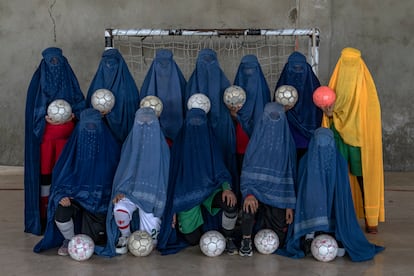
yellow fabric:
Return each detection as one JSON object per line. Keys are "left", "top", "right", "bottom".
{"left": 322, "top": 47, "right": 384, "bottom": 227}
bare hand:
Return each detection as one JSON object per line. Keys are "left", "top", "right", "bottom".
{"left": 112, "top": 193, "right": 125, "bottom": 204}
{"left": 321, "top": 103, "right": 335, "bottom": 117}
{"left": 222, "top": 189, "right": 237, "bottom": 207}
{"left": 172, "top": 213, "right": 176, "bottom": 228}
{"left": 286, "top": 208, "right": 294, "bottom": 224}
{"left": 243, "top": 195, "right": 258, "bottom": 214}
{"left": 59, "top": 197, "right": 71, "bottom": 207}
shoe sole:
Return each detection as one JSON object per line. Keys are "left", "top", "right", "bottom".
{"left": 226, "top": 250, "right": 238, "bottom": 256}
{"left": 116, "top": 247, "right": 128, "bottom": 255}
{"left": 239, "top": 250, "right": 253, "bottom": 257}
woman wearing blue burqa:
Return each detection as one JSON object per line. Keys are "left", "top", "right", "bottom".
{"left": 279, "top": 127, "right": 384, "bottom": 262}
{"left": 86, "top": 48, "right": 140, "bottom": 144}
{"left": 24, "top": 47, "right": 85, "bottom": 235}
{"left": 275, "top": 51, "right": 322, "bottom": 161}
{"left": 238, "top": 102, "right": 296, "bottom": 257}
{"left": 140, "top": 49, "right": 186, "bottom": 145}
{"left": 34, "top": 108, "right": 121, "bottom": 256}
{"left": 185, "top": 49, "right": 237, "bottom": 191}
{"left": 232, "top": 54, "right": 271, "bottom": 203}
{"left": 101, "top": 107, "right": 170, "bottom": 257}
{"left": 157, "top": 107, "right": 238, "bottom": 255}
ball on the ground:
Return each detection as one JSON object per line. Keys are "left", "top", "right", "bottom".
{"left": 187, "top": 93, "right": 211, "bottom": 114}
{"left": 311, "top": 234, "right": 338, "bottom": 262}
{"left": 313, "top": 86, "right": 336, "bottom": 108}
{"left": 199, "top": 230, "right": 226, "bottom": 257}
{"left": 68, "top": 234, "right": 95, "bottom": 261}
{"left": 140, "top": 95, "right": 163, "bottom": 117}
{"left": 128, "top": 230, "right": 154, "bottom": 257}
{"left": 223, "top": 85, "right": 247, "bottom": 109}
{"left": 254, "top": 229, "right": 280, "bottom": 254}
{"left": 274, "top": 85, "right": 299, "bottom": 107}
{"left": 47, "top": 99, "right": 72, "bottom": 123}
{"left": 91, "top": 88, "right": 116, "bottom": 114}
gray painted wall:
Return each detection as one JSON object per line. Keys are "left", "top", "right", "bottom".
{"left": 0, "top": 0, "right": 412, "bottom": 171}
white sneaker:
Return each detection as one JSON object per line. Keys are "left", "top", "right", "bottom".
{"left": 116, "top": 236, "right": 129, "bottom": 255}
{"left": 336, "top": 248, "right": 346, "bottom": 257}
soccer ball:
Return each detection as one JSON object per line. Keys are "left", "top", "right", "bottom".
{"left": 274, "top": 85, "right": 299, "bottom": 107}
{"left": 254, "top": 229, "right": 280, "bottom": 254}
{"left": 313, "top": 86, "right": 336, "bottom": 108}
{"left": 223, "top": 85, "right": 247, "bottom": 109}
{"left": 47, "top": 99, "right": 72, "bottom": 124}
{"left": 68, "top": 234, "right": 95, "bottom": 261}
{"left": 199, "top": 230, "right": 226, "bottom": 257}
{"left": 128, "top": 230, "right": 154, "bottom": 257}
{"left": 311, "top": 234, "right": 338, "bottom": 262}
{"left": 91, "top": 88, "right": 116, "bottom": 114}
{"left": 187, "top": 93, "right": 211, "bottom": 114}
{"left": 140, "top": 95, "right": 163, "bottom": 117}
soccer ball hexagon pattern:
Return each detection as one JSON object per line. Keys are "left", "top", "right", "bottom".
{"left": 254, "top": 229, "right": 280, "bottom": 254}
{"left": 128, "top": 230, "right": 154, "bottom": 257}
{"left": 274, "top": 85, "right": 299, "bottom": 107}
{"left": 68, "top": 234, "right": 95, "bottom": 261}
{"left": 311, "top": 234, "right": 338, "bottom": 262}
{"left": 47, "top": 99, "right": 72, "bottom": 124}
{"left": 140, "top": 95, "right": 163, "bottom": 117}
{"left": 91, "top": 88, "right": 116, "bottom": 114}
{"left": 187, "top": 93, "right": 211, "bottom": 114}
{"left": 199, "top": 230, "right": 226, "bottom": 257}
{"left": 223, "top": 85, "right": 247, "bottom": 109}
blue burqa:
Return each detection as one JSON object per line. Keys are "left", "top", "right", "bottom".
{"left": 279, "top": 127, "right": 384, "bottom": 262}
{"left": 275, "top": 51, "right": 322, "bottom": 149}
{"left": 157, "top": 108, "right": 232, "bottom": 255}
{"left": 86, "top": 48, "right": 140, "bottom": 144}
{"left": 240, "top": 102, "right": 296, "bottom": 209}
{"left": 140, "top": 49, "right": 186, "bottom": 141}
{"left": 185, "top": 48, "right": 237, "bottom": 180}
{"left": 24, "top": 47, "right": 86, "bottom": 235}
{"left": 34, "top": 108, "right": 121, "bottom": 255}
{"left": 233, "top": 54, "right": 271, "bottom": 137}
{"left": 101, "top": 107, "right": 170, "bottom": 257}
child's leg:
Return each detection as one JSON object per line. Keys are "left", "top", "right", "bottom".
{"left": 138, "top": 209, "right": 161, "bottom": 245}
{"left": 114, "top": 197, "right": 137, "bottom": 238}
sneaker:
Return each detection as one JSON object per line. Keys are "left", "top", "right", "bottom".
{"left": 239, "top": 238, "right": 253, "bottom": 257}
{"left": 303, "top": 238, "right": 313, "bottom": 256}
{"left": 115, "top": 236, "right": 128, "bottom": 255}
{"left": 225, "top": 237, "right": 238, "bottom": 255}
{"left": 336, "top": 248, "right": 346, "bottom": 257}
{"left": 58, "top": 239, "right": 70, "bottom": 256}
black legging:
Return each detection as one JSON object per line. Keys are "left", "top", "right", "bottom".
{"left": 181, "top": 191, "right": 238, "bottom": 245}
{"left": 241, "top": 203, "right": 288, "bottom": 247}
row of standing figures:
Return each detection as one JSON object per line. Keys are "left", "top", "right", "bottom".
{"left": 25, "top": 46, "right": 384, "bottom": 262}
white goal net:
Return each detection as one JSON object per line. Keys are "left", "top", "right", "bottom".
{"left": 105, "top": 28, "right": 320, "bottom": 90}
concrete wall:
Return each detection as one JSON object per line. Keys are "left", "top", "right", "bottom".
{"left": 0, "top": 0, "right": 412, "bottom": 170}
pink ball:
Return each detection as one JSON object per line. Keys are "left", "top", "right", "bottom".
{"left": 313, "top": 86, "right": 336, "bottom": 108}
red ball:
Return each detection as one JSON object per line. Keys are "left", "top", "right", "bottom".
{"left": 313, "top": 86, "right": 336, "bottom": 108}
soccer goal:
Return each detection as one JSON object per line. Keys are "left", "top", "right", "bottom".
{"left": 104, "top": 28, "right": 320, "bottom": 89}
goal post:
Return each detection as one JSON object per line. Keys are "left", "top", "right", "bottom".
{"left": 104, "top": 28, "right": 320, "bottom": 89}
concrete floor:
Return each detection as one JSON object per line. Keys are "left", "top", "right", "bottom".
{"left": 1, "top": 166, "right": 413, "bottom": 276}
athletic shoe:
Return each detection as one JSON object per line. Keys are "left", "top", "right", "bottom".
{"left": 239, "top": 238, "right": 253, "bottom": 257}
{"left": 336, "top": 248, "right": 346, "bottom": 257}
{"left": 303, "top": 238, "right": 313, "bottom": 256}
{"left": 58, "top": 239, "right": 70, "bottom": 256}
{"left": 116, "top": 236, "right": 128, "bottom": 255}
{"left": 225, "top": 237, "right": 238, "bottom": 255}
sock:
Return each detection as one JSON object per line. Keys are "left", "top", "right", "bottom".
{"left": 114, "top": 209, "right": 131, "bottom": 237}
{"left": 222, "top": 211, "right": 237, "bottom": 236}
{"left": 55, "top": 219, "right": 75, "bottom": 240}
{"left": 305, "top": 232, "right": 315, "bottom": 240}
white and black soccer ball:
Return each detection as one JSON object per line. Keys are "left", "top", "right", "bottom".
{"left": 47, "top": 99, "right": 72, "bottom": 124}
{"left": 187, "top": 93, "right": 211, "bottom": 114}
{"left": 128, "top": 230, "right": 154, "bottom": 257}
{"left": 254, "top": 229, "right": 280, "bottom": 255}
{"left": 223, "top": 85, "right": 247, "bottom": 109}
{"left": 274, "top": 85, "right": 299, "bottom": 107}
{"left": 140, "top": 95, "right": 163, "bottom": 117}
{"left": 199, "top": 230, "right": 226, "bottom": 257}
{"left": 311, "top": 234, "right": 338, "bottom": 262}
{"left": 91, "top": 88, "right": 116, "bottom": 114}
{"left": 68, "top": 234, "right": 95, "bottom": 261}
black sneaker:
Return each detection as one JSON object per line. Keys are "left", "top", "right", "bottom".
{"left": 225, "top": 237, "right": 238, "bottom": 255}
{"left": 239, "top": 238, "right": 253, "bottom": 257}
{"left": 303, "top": 238, "right": 313, "bottom": 256}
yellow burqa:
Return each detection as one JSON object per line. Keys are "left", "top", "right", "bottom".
{"left": 322, "top": 47, "right": 385, "bottom": 227}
